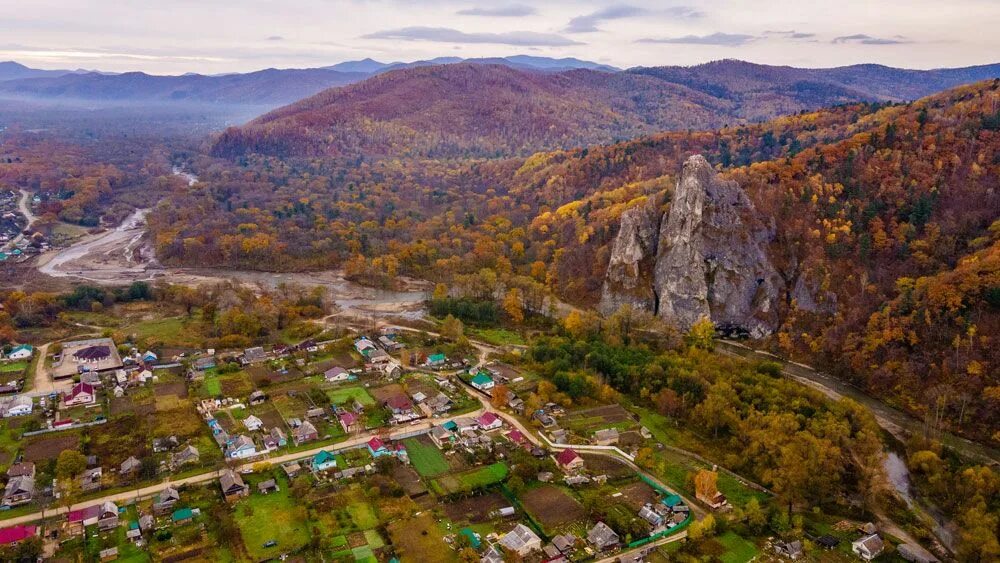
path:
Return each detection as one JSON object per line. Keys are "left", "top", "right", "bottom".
{"left": 595, "top": 530, "right": 688, "bottom": 563}
{"left": 715, "top": 340, "right": 998, "bottom": 465}
{"left": 2, "top": 190, "right": 37, "bottom": 252}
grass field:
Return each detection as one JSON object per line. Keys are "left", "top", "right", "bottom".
{"left": 432, "top": 462, "right": 508, "bottom": 494}
{"left": 326, "top": 386, "right": 375, "bottom": 407}
{"left": 235, "top": 476, "right": 310, "bottom": 561}
{"left": 124, "top": 316, "right": 203, "bottom": 348}
{"left": 717, "top": 531, "right": 758, "bottom": 563}
{"left": 388, "top": 513, "right": 457, "bottom": 563}
{"left": 468, "top": 328, "right": 525, "bottom": 346}
{"left": 0, "top": 361, "right": 28, "bottom": 373}
{"left": 403, "top": 438, "right": 449, "bottom": 477}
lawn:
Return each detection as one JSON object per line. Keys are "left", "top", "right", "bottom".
{"left": 0, "top": 361, "right": 28, "bottom": 373}
{"left": 387, "top": 513, "right": 457, "bottom": 563}
{"left": 716, "top": 531, "right": 759, "bottom": 563}
{"left": 123, "top": 316, "right": 202, "bottom": 348}
{"left": 202, "top": 376, "right": 222, "bottom": 397}
{"left": 432, "top": 462, "right": 509, "bottom": 494}
{"left": 468, "top": 328, "right": 525, "bottom": 346}
{"left": 326, "top": 386, "right": 375, "bottom": 407}
{"left": 403, "top": 438, "right": 449, "bottom": 477}
{"left": 234, "top": 476, "right": 310, "bottom": 561}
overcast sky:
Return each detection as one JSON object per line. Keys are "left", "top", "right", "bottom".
{"left": 1, "top": 0, "right": 997, "bottom": 74}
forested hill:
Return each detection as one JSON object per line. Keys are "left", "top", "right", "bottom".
{"left": 156, "top": 80, "right": 1000, "bottom": 441}
{"left": 210, "top": 60, "right": 1000, "bottom": 160}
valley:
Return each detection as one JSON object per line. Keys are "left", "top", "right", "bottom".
{"left": 0, "top": 45, "right": 996, "bottom": 563}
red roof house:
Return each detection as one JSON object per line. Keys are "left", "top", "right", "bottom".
{"left": 476, "top": 412, "right": 502, "bottom": 430}
{"left": 339, "top": 411, "right": 360, "bottom": 433}
{"left": 0, "top": 524, "right": 36, "bottom": 545}
{"left": 555, "top": 448, "right": 584, "bottom": 472}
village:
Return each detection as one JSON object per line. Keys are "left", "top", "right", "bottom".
{"left": 0, "top": 309, "right": 913, "bottom": 563}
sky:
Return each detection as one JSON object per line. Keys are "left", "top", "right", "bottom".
{"left": 1, "top": 0, "right": 997, "bottom": 75}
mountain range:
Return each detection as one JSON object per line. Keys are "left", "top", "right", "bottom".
{"left": 4, "top": 57, "right": 998, "bottom": 118}
{"left": 211, "top": 59, "right": 1000, "bottom": 159}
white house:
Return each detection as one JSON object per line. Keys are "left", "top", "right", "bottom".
{"left": 477, "top": 412, "right": 503, "bottom": 431}
{"left": 852, "top": 534, "right": 885, "bottom": 561}
{"left": 226, "top": 435, "right": 258, "bottom": 460}
{"left": 243, "top": 415, "right": 264, "bottom": 432}
{"left": 7, "top": 344, "right": 33, "bottom": 361}
{"left": 1, "top": 396, "right": 33, "bottom": 417}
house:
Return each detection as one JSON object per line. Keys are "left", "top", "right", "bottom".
{"left": 305, "top": 407, "right": 326, "bottom": 419}
{"left": 587, "top": 522, "right": 620, "bottom": 551}
{"left": 426, "top": 353, "right": 447, "bottom": 367}
{"left": 774, "top": 540, "right": 804, "bottom": 560}
{"left": 152, "top": 436, "right": 179, "bottom": 453}
{"left": 499, "top": 523, "right": 542, "bottom": 556}
{"left": 1, "top": 395, "right": 32, "bottom": 418}
{"left": 171, "top": 508, "right": 194, "bottom": 525}
{"left": 425, "top": 392, "right": 453, "bottom": 414}
{"left": 220, "top": 469, "right": 248, "bottom": 502}
{"left": 120, "top": 456, "right": 142, "bottom": 475}
{"left": 269, "top": 427, "right": 288, "bottom": 447}
{"left": 2, "top": 475, "right": 34, "bottom": 506}
{"left": 171, "top": 445, "right": 200, "bottom": 468}
{"left": 0, "top": 524, "right": 36, "bottom": 546}
{"left": 367, "top": 437, "right": 391, "bottom": 457}
{"left": 699, "top": 490, "right": 729, "bottom": 510}
{"left": 81, "top": 467, "right": 103, "bottom": 492}
{"left": 470, "top": 372, "right": 494, "bottom": 391}
{"left": 99, "top": 547, "right": 118, "bottom": 561}
{"left": 81, "top": 371, "right": 102, "bottom": 386}
{"left": 324, "top": 366, "right": 350, "bottom": 382}
{"left": 354, "top": 338, "right": 377, "bottom": 355}
{"left": 193, "top": 357, "right": 216, "bottom": 371}
{"left": 384, "top": 394, "right": 413, "bottom": 414}
{"left": 339, "top": 411, "right": 361, "bottom": 433}
{"left": 98, "top": 501, "right": 120, "bottom": 531}
{"left": 453, "top": 417, "right": 479, "bottom": 433}
{"left": 552, "top": 533, "right": 577, "bottom": 554}
{"left": 64, "top": 382, "right": 96, "bottom": 406}
{"left": 429, "top": 426, "right": 453, "bottom": 448}
{"left": 852, "top": 534, "right": 885, "bottom": 561}
{"left": 248, "top": 390, "right": 267, "bottom": 405}
{"left": 378, "top": 360, "right": 403, "bottom": 378}
{"left": 65, "top": 505, "right": 102, "bottom": 535}
{"left": 378, "top": 335, "right": 403, "bottom": 351}
{"left": 138, "top": 514, "right": 154, "bottom": 532}
{"left": 282, "top": 462, "right": 302, "bottom": 478}
{"left": 6, "top": 462, "right": 34, "bottom": 479}
{"left": 312, "top": 450, "right": 338, "bottom": 472}
{"left": 292, "top": 420, "right": 318, "bottom": 445}
{"left": 816, "top": 536, "right": 841, "bottom": 550}
{"left": 477, "top": 412, "right": 503, "bottom": 431}
{"left": 639, "top": 504, "right": 664, "bottom": 527}
{"left": 506, "top": 429, "right": 529, "bottom": 448}
{"left": 242, "top": 347, "right": 267, "bottom": 364}
{"left": 243, "top": 415, "right": 264, "bottom": 431}
{"left": 226, "top": 435, "right": 257, "bottom": 459}
{"left": 481, "top": 545, "right": 505, "bottom": 563}
{"left": 367, "top": 349, "right": 392, "bottom": 364}
{"left": 142, "top": 350, "right": 158, "bottom": 363}
{"left": 555, "top": 449, "right": 584, "bottom": 473}
{"left": 258, "top": 479, "right": 279, "bottom": 494}
{"left": 593, "top": 428, "right": 620, "bottom": 446}
{"left": 153, "top": 487, "right": 180, "bottom": 515}
{"left": 6, "top": 344, "right": 32, "bottom": 360}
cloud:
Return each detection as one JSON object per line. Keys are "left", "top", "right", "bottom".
{"left": 456, "top": 5, "right": 536, "bottom": 17}
{"left": 565, "top": 5, "right": 703, "bottom": 33}
{"left": 363, "top": 27, "right": 583, "bottom": 47}
{"left": 266, "top": 36, "right": 284, "bottom": 41}
{"left": 638, "top": 32, "right": 757, "bottom": 46}
{"left": 832, "top": 34, "right": 911, "bottom": 45}
{"left": 565, "top": 5, "right": 645, "bottom": 33}
{"left": 765, "top": 30, "right": 816, "bottom": 39}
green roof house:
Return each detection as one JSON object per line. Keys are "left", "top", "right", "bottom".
{"left": 460, "top": 527, "right": 482, "bottom": 549}
{"left": 427, "top": 353, "right": 447, "bottom": 366}
{"left": 172, "top": 508, "right": 194, "bottom": 524}
{"left": 470, "top": 372, "right": 495, "bottom": 391}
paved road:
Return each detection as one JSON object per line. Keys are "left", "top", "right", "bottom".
{"left": 716, "top": 340, "right": 999, "bottom": 465}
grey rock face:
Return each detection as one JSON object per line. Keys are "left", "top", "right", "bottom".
{"left": 601, "top": 154, "right": 787, "bottom": 337}
{"left": 598, "top": 196, "right": 662, "bottom": 314}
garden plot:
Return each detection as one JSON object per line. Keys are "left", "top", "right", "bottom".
{"left": 618, "top": 480, "right": 660, "bottom": 511}
{"left": 24, "top": 434, "right": 79, "bottom": 462}
{"left": 561, "top": 404, "right": 637, "bottom": 434}
{"left": 387, "top": 513, "right": 457, "bottom": 563}
{"left": 391, "top": 464, "right": 427, "bottom": 497}
{"left": 403, "top": 436, "right": 448, "bottom": 477}
{"left": 580, "top": 453, "right": 634, "bottom": 479}
{"left": 234, "top": 474, "right": 310, "bottom": 562}
{"left": 431, "top": 462, "right": 508, "bottom": 496}
{"left": 326, "top": 386, "right": 375, "bottom": 407}
{"left": 442, "top": 492, "right": 509, "bottom": 524}
{"left": 521, "top": 485, "right": 586, "bottom": 531}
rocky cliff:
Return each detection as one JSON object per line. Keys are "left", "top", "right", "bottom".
{"left": 600, "top": 155, "right": 784, "bottom": 337}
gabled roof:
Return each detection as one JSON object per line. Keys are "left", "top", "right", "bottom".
{"left": 69, "top": 382, "right": 95, "bottom": 399}
{"left": 499, "top": 523, "right": 541, "bottom": 551}
{"left": 385, "top": 394, "right": 412, "bottom": 410}
{"left": 313, "top": 450, "right": 336, "bottom": 465}
{"left": 171, "top": 508, "right": 194, "bottom": 522}
{"left": 0, "top": 524, "right": 35, "bottom": 545}
{"left": 339, "top": 411, "right": 359, "bottom": 425}
{"left": 555, "top": 448, "right": 581, "bottom": 466}
{"left": 477, "top": 412, "right": 500, "bottom": 426}
{"left": 367, "top": 437, "right": 386, "bottom": 451}
{"left": 470, "top": 372, "right": 493, "bottom": 385}
{"left": 219, "top": 469, "right": 245, "bottom": 493}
